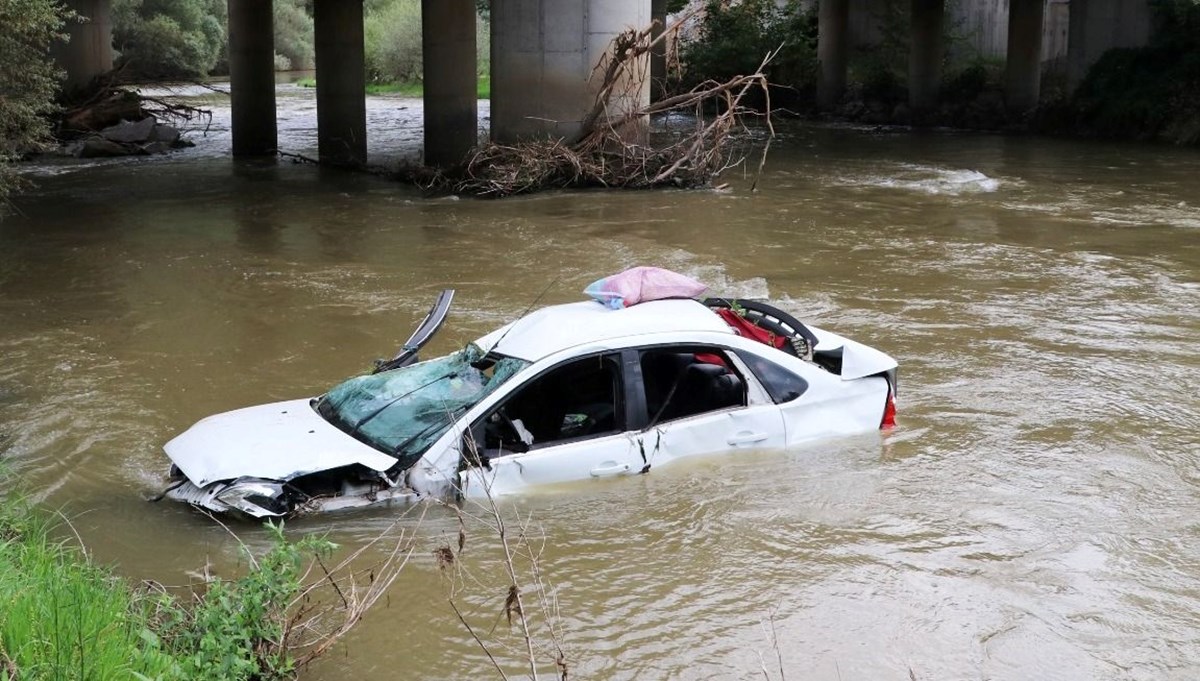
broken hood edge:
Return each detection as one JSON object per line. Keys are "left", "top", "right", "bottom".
{"left": 164, "top": 398, "right": 398, "bottom": 488}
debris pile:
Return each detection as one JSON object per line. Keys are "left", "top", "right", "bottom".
{"left": 410, "top": 23, "right": 775, "bottom": 197}
{"left": 56, "top": 87, "right": 206, "bottom": 158}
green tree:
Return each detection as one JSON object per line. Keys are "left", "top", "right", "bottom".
{"left": 274, "top": 0, "right": 314, "bottom": 70}
{"left": 364, "top": 0, "right": 422, "bottom": 84}
{"left": 0, "top": 0, "right": 69, "bottom": 204}
{"left": 112, "top": 0, "right": 228, "bottom": 79}
{"left": 676, "top": 0, "right": 818, "bottom": 103}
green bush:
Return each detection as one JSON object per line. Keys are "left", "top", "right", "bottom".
{"left": 0, "top": 0, "right": 69, "bottom": 204}
{"left": 155, "top": 522, "right": 335, "bottom": 680}
{"left": 112, "top": 0, "right": 227, "bottom": 80}
{"left": 846, "top": 0, "right": 908, "bottom": 107}
{"left": 1065, "top": 0, "right": 1200, "bottom": 143}
{"left": 364, "top": 0, "right": 423, "bottom": 85}
{"left": 676, "top": 0, "right": 817, "bottom": 106}
{"left": 274, "top": 0, "right": 314, "bottom": 71}
{"left": 940, "top": 58, "right": 1003, "bottom": 104}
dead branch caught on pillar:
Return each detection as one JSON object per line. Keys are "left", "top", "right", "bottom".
{"left": 410, "top": 22, "right": 776, "bottom": 198}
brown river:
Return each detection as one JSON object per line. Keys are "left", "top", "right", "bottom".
{"left": 2, "top": 83, "right": 1199, "bottom": 680}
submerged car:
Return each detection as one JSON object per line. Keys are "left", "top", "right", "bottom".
{"left": 161, "top": 289, "right": 897, "bottom": 518}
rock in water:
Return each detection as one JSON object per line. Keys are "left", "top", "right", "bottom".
{"left": 75, "top": 138, "right": 134, "bottom": 158}
{"left": 148, "top": 124, "right": 181, "bottom": 145}
{"left": 100, "top": 117, "right": 158, "bottom": 144}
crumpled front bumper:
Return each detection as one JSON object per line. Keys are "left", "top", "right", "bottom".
{"left": 164, "top": 478, "right": 289, "bottom": 519}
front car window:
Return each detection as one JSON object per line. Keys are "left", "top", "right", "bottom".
{"left": 479, "top": 353, "right": 624, "bottom": 454}
{"left": 317, "top": 344, "right": 529, "bottom": 467}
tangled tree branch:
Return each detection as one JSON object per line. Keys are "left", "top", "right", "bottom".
{"left": 408, "top": 19, "right": 775, "bottom": 198}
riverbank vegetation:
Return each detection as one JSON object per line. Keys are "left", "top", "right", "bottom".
{"left": 674, "top": 0, "right": 818, "bottom": 111}
{"left": 0, "top": 492, "right": 413, "bottom": 679}
{"left": 0, "top": 0, "right": 70, "bottom": 203}
{"left": 671, "top": 0, "right": 1200, "bottom": 144}
{"left": 1042, "top": 0, "right": 1200, "bottom": 144}
{"left": 296, "top": 75, "right": 492, "bottom": 99}
{"left": 112, "top": 0, "right": 228, "bottom": 80}
{"left": 109, "top": 0, "right": 490, "bottom": 91}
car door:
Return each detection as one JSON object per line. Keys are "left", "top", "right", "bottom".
{"left": 629, "top": 345, "right": 786, "bottom": 470}
{"left": 458, "top": 351, "right": 643, "bottom": 498}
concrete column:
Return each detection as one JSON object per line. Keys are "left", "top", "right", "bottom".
{"left": 227, "top": 0, "right": 277, "bottom": 157}
{"left": 817, "top": 0, "right": 850, "bottom": 109}
{"left": 1004, "top": 0, "right": 1045, "bottom": 111}
{"left": 314, "top": 0, "right": 368, "bottom": 166}
{"left": 908, "top": 0, "right": 945, "bottom": 114}
{"left": 51, "top": 0, "right": 113, "bottom": 94}
{"left": 422, "top": 0, "right": 478, "bottom": 167}
{"left": 491, "top": 0, "right": 652, "bottom": 142}
{"left": 650, "top": 0, "right": 668, "bottom": 102}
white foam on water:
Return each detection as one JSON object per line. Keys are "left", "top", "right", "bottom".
{"left": 835, "top": 163, "right": 1003, "bottom": 195}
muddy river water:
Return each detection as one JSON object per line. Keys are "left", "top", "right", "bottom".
{"left": 2, "top": 84, "right": 1199, "bottom": 680}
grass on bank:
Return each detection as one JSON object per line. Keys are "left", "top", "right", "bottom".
{"left": 296, "top": 75, "right": 491, "bottom": 99}
{"left": 0, "top": 497, "right": 337, "bottom": 681}
{"left": 0, "top": 501, "right": 176, "bottom": 679}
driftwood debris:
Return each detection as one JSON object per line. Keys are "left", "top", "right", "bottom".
{"left": 53, "top": 74, "right": 212, "bottom": 158}
{"left": 412, "top": 22, "right": 776, "bottom": 198}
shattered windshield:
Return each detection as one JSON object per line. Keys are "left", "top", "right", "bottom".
{"left": 317, "top": 344, "right": 528, "bottom": 467}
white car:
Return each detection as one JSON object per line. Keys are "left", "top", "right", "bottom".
{"left": 161, "top": 290, "right": 897, "bottom": 518}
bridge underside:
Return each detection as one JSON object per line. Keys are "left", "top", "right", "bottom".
{"left": 53, "top": 0, "right": 1156, "bottom": 163}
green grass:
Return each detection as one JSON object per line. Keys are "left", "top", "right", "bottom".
{"left": 295, "top": 75, "right": 491, "bottom": 99}
{"left": 0, "top": 502, "right": 177, "bottom": 680}
{"left": 0, "top": 494, "right": 338, "bottom": 681}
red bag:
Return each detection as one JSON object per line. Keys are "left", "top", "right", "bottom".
{"left": 715, "top": 308, "right": 788, "bottom": 350}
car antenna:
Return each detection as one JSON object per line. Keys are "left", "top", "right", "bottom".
{"left": 477, "top": 276, "right": 560, "bottom": 362}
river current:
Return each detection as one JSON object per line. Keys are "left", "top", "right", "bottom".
{"left": 1, "top": 83, "right": 1198, "bottom": 680}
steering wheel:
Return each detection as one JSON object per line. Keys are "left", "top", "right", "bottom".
{"left": 487, "top": 409, "right": 529, "bottom": 453}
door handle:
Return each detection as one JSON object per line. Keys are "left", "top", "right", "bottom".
{"left": 589, "top": 462, "right": 631, "bottom": 477}
{"left": 728, "top": 431, "right": 768, "bottom": 446}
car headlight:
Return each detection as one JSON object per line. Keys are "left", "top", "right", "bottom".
{"left": 214, "top": 480, "right": 289, "bottom": 518}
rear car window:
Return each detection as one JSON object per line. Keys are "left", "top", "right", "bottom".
{"left": 736, "top": 352, "right": 808, "bottom": 403}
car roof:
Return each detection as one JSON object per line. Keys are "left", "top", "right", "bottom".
{"left": 473, "top": 298, "right": 734, "bottom": 362}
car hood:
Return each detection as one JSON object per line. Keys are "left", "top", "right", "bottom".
{"left": 164, "top": 398, "right": 399, "bottom": 487}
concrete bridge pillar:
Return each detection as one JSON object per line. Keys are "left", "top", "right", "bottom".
{"left": 651, "top": 0, "right": 668, "bottom": 102}
{"left": 490, "top": 0, "right": 652, "bottom": 142}
{"left": 817, "top": 0, "right": 850, "bottom": 110}
{"left": 422, "top": 0, "right": 478, "bottom": 167}
{"left": 227, "top": 0, "right": 277, "bottom": 156}
{"left": 52, "top": 0, "right": 113, "bottom": 94}
{"left": 1004, "top": 0, "right": 1045, "bottom": 111}
{"left": 908, "top": 0, "right": 944, "bottom": 114}
{"left": 314, "top": 0, "right": 368, "bottom": 166}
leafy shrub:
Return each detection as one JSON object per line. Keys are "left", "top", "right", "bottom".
{"left": 274, "top": 0, "right": 314, "bottom": 71}
{"left": 676, "top": 0, "right": 818, "bottom": 107}
{"left": 0, "top": 0, "right": 69, "bottom": 203}
{"left": 1065, "top": 0, "right": 1200, "bottom": 143}
{"left": 846, "top": 0, "right": 908, "bottom": 107}
{"left": 853, "top": 54, "right": 904, "bottom": 104}
{"left": 112, "top": 0, "right": 227, "bottom": 80}
{"left": 940, "top": 58, "right": 1002, "bottom": 104}
{"left": 155, "top": 522, "right": 335, "bottom": 680}
{"left": 364, "top": 0, "right": 422, "bottom": 84}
